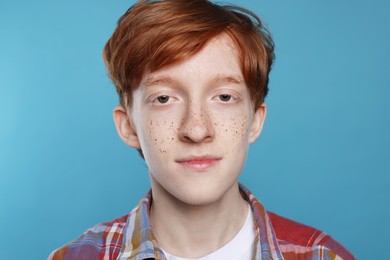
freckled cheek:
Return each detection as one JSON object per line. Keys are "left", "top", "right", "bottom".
{"left": 213, "top": 112, "right": 250, "bottom": 141}
{"left": 141, "top": 117, "right": 178, "bottom": 154}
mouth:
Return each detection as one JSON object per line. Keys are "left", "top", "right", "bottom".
{"left": 175, "top": 156, "right": 222, "bottom": 170}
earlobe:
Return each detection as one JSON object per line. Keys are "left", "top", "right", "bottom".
{"left": 113, "top": 106, "right": 141, "bottom": 149}
{"left": 248, "top": 103, "right": 267, "bottom": 144}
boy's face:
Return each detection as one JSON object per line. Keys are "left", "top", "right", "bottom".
{"left": 114, "top": 34, "right": 266, "bottom": 205}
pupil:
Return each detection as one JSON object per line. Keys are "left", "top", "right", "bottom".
{"left": 158, "top": 96, "right": 169, "bottom": 103}
{"left": 220, "top": 94, "right": 231, "bottom": 101}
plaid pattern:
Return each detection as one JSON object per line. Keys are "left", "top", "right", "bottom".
{"left": 49, "top": 184, "right": 355, "bottom": 260}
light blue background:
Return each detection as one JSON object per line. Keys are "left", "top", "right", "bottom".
{"left": 1, "top": 0, "right": 389, "bottom": 259}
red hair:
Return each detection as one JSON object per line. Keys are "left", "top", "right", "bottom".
{"left": 103, "top": 0, "right": 275, "bottom": 109}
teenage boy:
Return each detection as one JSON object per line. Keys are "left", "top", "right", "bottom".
{"left": 49, "top": 0, "right": 355, "bottom": 259}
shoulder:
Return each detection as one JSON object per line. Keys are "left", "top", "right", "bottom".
{"left": 48, "top": 214, "right": 129, "bottom": 260}
{"left": 267, "top": 211, "right": 356, "bottom": 260}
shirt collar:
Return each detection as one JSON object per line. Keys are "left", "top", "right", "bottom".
{"left": 117, "top": 184, "right": 283, "bottom": 260}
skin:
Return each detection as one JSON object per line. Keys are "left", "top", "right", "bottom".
{"left": 113, "top": 33, "right": 266, "bottom": 258}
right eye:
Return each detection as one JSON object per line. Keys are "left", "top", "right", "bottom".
{"left": 156, "top": 95, "right": 170, "bottom": 104}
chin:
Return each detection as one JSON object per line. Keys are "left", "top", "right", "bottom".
{"left": 177, "top": 191, "right": 221, "bottom": 206}
{"left": 167, "top": 180, "right": 238, "bottom": 207}
{"left": 149, "top": 167, "right": 241, "bottom": 207}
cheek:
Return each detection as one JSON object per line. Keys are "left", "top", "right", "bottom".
{"left": 215, "top": 111, "right": 251, "bottom": 143}
{"left": 140, "top": 118, "right": 178, "bottom": 155}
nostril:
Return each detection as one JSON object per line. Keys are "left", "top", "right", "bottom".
{"left": 177, "top": 104, "right": 215, "bottom": 143}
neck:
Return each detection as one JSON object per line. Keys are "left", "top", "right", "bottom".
{"left": 149, "top": 179, "right": 248, "bottom": 258}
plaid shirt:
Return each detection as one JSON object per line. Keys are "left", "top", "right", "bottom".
{"left": 49, "top": 184, "right": 355, "bottom": 260}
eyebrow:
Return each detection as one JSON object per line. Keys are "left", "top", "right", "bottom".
{"left": 211, "top": 74, "right": 244, "bottom": 85}
{"left": 142, "top": 76, "right": 176, "bottom": 87}
{"left": 141, "top": 73, "right": 244, "bottom": 88}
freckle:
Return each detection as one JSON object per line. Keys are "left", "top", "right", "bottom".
{"left": 155, "top": 139, "right": 157, "bottom": 141}
{"left": 225, "top": 129, "right": 228, "bottom": 132}
{"left": 171, "top": 138, "right": 174, "bottom": 140}
{"left": 150, "top": 121, "right": 153, "bottom": 126}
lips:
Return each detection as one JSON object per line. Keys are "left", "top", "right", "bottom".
{"left": 176, "top": 156, "right": 221, "bottom": 170}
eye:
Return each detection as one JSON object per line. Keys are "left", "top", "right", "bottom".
{"left": 156, "top": 95, "right": 170, "bottom": 104}
{"left": 218, "top": 94, "right": 232, "bottom": 102}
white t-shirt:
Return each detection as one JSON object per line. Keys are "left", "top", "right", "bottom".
{"left": 162, "top": 205, "right": 256, "bottom": 260}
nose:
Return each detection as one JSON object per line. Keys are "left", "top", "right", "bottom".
{"left": 178, "top": 101, "right": 215, "bottom": 143}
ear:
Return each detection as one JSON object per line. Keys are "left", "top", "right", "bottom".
{"left": 113, "top": 106, "right": 141, "bottom": 149}
{"left": 248, "top": 103, "right": 267, "bottom": 144}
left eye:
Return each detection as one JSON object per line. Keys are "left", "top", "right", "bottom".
{"left": 218, "top": 94, "right": 232, "bottom": 102}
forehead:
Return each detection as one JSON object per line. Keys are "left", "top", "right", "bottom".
{"left": 140, "top": 34, "right": 244, "bottom": 88}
